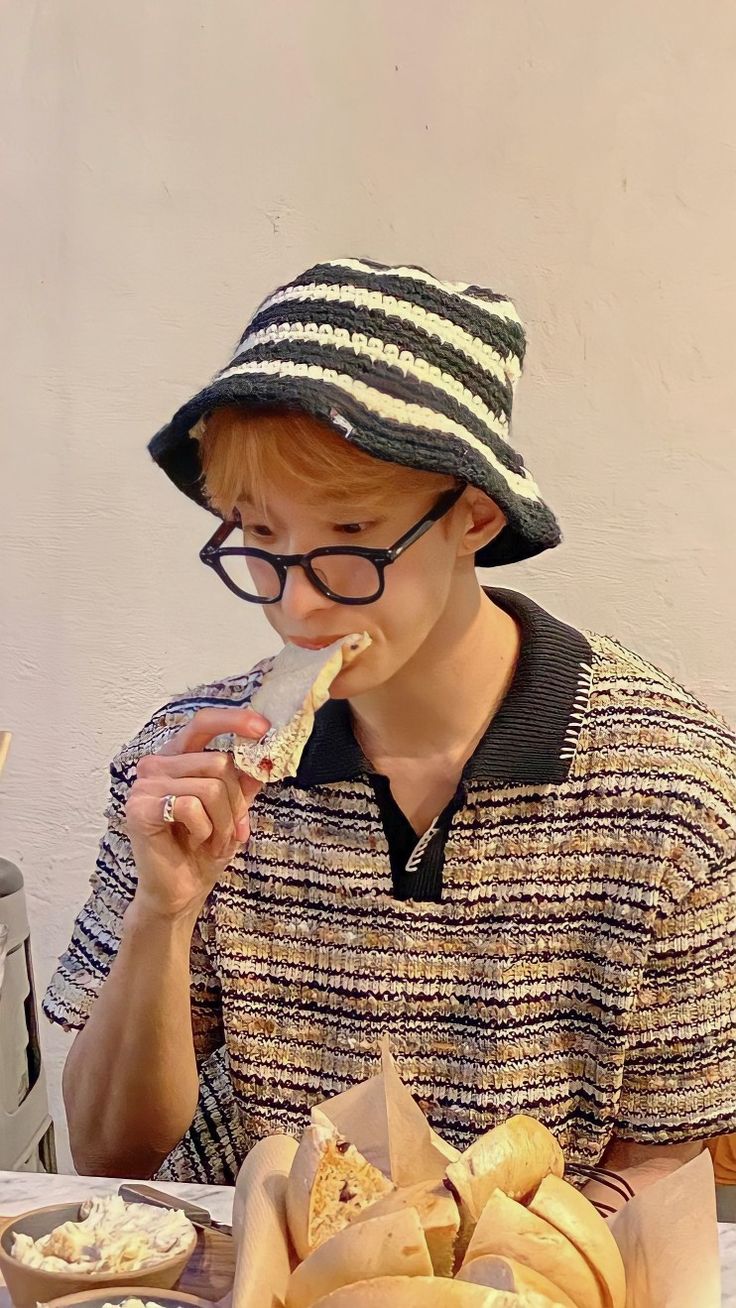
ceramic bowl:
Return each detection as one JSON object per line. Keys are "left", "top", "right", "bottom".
{"left": 47, "top": 1291, "right": 211, "bottom": 1308}
{"left": 0, "top": 1204, "right": 197, "bottom": 1308}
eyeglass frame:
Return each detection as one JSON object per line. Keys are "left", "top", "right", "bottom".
{"left": 199, "top": 482, "right": 466, "bottom": 606}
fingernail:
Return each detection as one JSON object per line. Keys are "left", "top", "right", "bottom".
{"left": 236, "top": 820, "right": 250, "bottom": 841}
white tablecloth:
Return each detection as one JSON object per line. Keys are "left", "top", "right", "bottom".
{"left": 1, "top": 1171, "right": 736, "bottom": 1305}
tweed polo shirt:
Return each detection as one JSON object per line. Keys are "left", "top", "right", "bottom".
{"left": 298, "top": 589, "right": 591, "bottom": 903}
{"left": 44, "top": 589, "right": 736, "bottom": 1186}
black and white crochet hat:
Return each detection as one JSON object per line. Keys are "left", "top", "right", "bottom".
{"left": 148, "top": 257, "right": 561, "bottom": 566}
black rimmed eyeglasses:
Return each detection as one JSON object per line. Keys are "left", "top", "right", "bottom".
{"left": 199, "top": 483, "right": 465, "bottom": 606}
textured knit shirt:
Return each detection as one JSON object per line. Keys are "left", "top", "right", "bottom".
{"left": 44, "top": 589, "right": 736, "bottom": 1185}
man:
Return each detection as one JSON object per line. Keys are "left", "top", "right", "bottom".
{"left": 45, "top": 257, "right": 736, "bottom": 1210}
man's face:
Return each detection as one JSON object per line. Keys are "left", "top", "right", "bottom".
{"left": 236, "top": 478, "right": 470, "bottom": 699}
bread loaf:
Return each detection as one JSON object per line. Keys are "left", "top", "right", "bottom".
{"left": 446, "top": 1116, "right": 564, "bottom": 1221}
{"left": 286, "top": 1122, "right": 394, "bottom": 1261}
{"left": 456, "top": 1254, "right": 576, "bottom": 1307}
{"left": 527, "top": 1176, "right": 626, "bottom": 1308}
{"left": 312, "top": 1276, "right": 569, "bottom": 1306}
{"left": 352, "top": 1178, "right": 460, "bottom": 1276}
{"left": 462, "top": 1189, "right": 606, "bottom": 1308}
{"left": 285, "top": 1209, "right": 432, "bottom": 1308}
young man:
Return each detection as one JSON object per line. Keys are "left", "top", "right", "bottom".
{"left": 45, "top": 258, "right": 736, "bottom": 1212}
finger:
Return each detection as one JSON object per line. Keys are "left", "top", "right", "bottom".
{"left": 233, "top": 775, "right": 263, "bottom": 840}
{"left": 134, "top": 777, "right": 241, "bottom": 857}
{"left": 137, "top": 751, "right": 249, "bottom": 827}
{"left": 236, "top": 772, "right": 264, "bottom": 808}
{"left": 160, "top": 707, "right": 270, "bottom": 758}
{"left": 126, "top": 791, "right": 213, "bottom": 851}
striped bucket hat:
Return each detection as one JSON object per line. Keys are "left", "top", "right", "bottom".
{"left": 148, "top": 257, "right": 561, "bottom": 566}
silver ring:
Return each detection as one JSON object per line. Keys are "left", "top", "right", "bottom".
{"left": 162, "top": 794, "right": 178, "bottom": 824}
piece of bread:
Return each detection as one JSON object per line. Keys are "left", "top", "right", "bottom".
{"left": 456, "top": 1255, "right": 576, "bottom": 1308}
{"left": 446, "top": 1115, "right": 564, "bottom": 1221}
{"left": 461, "top": 1189, "right": 606, "bottom": 1308}
{"left": 286, "top": 1123, "right": 394, "bottom": 1261}
{"left": 285, "top": 1209, "right": 432, "bottom": 1308}
{"left": 311, "top": 1278, "right": 569, "bottom": 1307}
{"left": 527, "top": 1176, "right": 626, "bottom": 1308}
{"left": 232, "top": 632, "right": 371, "bottom": 782}
{"left": 351, "top": 1178, "right": 460, "bottom": 1277}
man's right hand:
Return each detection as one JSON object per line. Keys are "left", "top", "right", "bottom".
{"left": 124, "top": 707, "right": 270, "bottom": 920}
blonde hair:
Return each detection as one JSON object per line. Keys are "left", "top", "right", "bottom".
{"left": 198, "top": 406, "right": 458, "bottom": 518}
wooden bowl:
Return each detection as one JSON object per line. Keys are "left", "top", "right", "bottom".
{"left": 0, "top": 1204, "right": 197, "bottom": 1308}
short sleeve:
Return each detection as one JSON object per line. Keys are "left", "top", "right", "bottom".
{"left": 615, "top": 856, "right": 736, "bottom": 1143}
{"left": 43, "top": 738, "right": 224, "bottom": 1068}
{"left": 154, "top": 1045, "right": 247, "bottom": 1185}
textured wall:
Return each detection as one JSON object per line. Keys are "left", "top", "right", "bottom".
{"left": 2, "top": 0, "right": 735, "bottom": 1169}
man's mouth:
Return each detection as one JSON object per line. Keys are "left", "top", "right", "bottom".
{"left": 288, "top": 637, "right": 345, "bottom": 650}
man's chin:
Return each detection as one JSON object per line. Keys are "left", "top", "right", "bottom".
{"left": 329, "top": 659, "right": 382, "bottom": 701}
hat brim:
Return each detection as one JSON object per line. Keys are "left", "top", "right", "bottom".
{"left": 148, "top": 375, "right": 561, "bottom": 568}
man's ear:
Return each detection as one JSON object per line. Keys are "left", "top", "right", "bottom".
{"left": 456, "top": 488, "right": 507, "bottom": 557}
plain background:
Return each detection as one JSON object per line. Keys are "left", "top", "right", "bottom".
{"left": 2, "top": 0, "right": 735, "bottom": 1170}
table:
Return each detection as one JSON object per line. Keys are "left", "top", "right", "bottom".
{"left": 2, "top": 1171, "right": 736, "bottom": 1305}
{"left": 0, "top": 1171, "right": 235, "bottom": 1308}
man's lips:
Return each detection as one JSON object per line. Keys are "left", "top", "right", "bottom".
{"left": 288, "top": 637, "right": 345, "bottom": 650}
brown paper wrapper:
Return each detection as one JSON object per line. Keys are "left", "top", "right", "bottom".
{"left": 311, "top": 1038, "right": 459, "bottom": 1185}
{"left": 230, "top": 1053, "right": 721, "bottom": 1308}
{"left": 230, "top": 1133, "right": 298, "bottom": 1308}
{"left": 607, "top": 1149, "right": 720, "bottom": 1307}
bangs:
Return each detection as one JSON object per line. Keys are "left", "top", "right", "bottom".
{"left": 197, "top": 405, "right": 458, "bottom": 518}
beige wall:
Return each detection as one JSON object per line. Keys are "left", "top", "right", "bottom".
{"left": 2, "top": 0, "right": 735, "bottom": 1169}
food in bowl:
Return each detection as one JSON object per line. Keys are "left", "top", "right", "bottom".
{"left": 99, "top": 1301, "right": 175, "bottom": 1308}
{"left": 10, "top": 1196, "right": 194, "bottom": 1275}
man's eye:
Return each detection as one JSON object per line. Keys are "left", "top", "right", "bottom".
{"left": 244, "top": 524, "right": 273, "bottom": 539}
{"left": 336, "top": 522, "right": 369, "bottom": 535}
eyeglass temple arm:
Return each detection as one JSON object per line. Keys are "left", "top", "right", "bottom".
{"left": 200, "top": 518, "right": 238, "bottom": 559}
{"left": 386, "top": 483, "right": 465, "bottom": 562}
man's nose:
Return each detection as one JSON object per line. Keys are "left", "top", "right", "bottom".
{"left": 278, "top": 563, "right": 335, "bottom": 622}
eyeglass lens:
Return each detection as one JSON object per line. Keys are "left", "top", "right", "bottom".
{"left": 218, "top": 551, "right": 383, "bottom": 602}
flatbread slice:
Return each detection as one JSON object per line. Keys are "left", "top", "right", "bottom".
{"left": 285, "top": 1209, "right": 432, "bottom": 1308}
{"left": 232, "top": 632, "right": 371, "bottom": 782}
{"left": 311, "top": 1279, "right": 568, "bottom": 1307}
{"left": 446, "top": 1115, "right": 564, "bottom": 1221}
{"left": 286, "top": 1122, "right": 394, "bottom": 1261}
{"left": 461, "top": 1189, "right": 606, "bottom": 1308}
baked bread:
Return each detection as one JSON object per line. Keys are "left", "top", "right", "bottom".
{"left": 232, "top": 632, "right": 371, "bottom": 782}
{"left": 456, "top": 1255, "right": 576, "bottom": 1307}
{"left": 286, "top": 1122, "right": 394, "bottom": 1261}
{"left": 352, "top": 1178, "right": 460, "bottom": 1277}
{"left": 311, "top": 1278, "right": 569, "bottom": 1307}
{"left": 462, "top": 1189, "right": 606, "bottom": 1308}
{"left": 285, "top": 1209, "right": 432, "bottom": 1308}
{"left": 527, "top": 1176, "right": 625, "bottom": 1308}
{"left": 446, "top": 1115, "right": 564, "bottom": 1221}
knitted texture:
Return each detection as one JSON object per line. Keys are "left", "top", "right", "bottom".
{"left": 44, "top": 598, "right": 736, "bottom": 1183}
{"left": 148, "top": 257, "right": 561, "bottom": 567}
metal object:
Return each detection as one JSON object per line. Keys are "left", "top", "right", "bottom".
{"left": 162, "top": 794, "right": 178, "bottom": 824}
{"left": 118, "top": 1183, "right": 233, "bottom": 1236}
{"left": 0, "top": 857, "right": 56, "bottom": 1172}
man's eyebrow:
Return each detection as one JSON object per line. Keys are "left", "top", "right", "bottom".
{"left": 239, "top": 496, "right": 386, "bottom": 525}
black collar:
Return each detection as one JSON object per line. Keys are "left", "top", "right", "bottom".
{"left": 289, "top": 589, "right": 593, "bottom": 789}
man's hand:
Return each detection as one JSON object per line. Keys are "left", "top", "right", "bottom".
{"left": 125, "top": 706, "right": 269, "bottom": 920}
{"left": 581, "top": 1138, "right": 703, "bottom": 1216}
